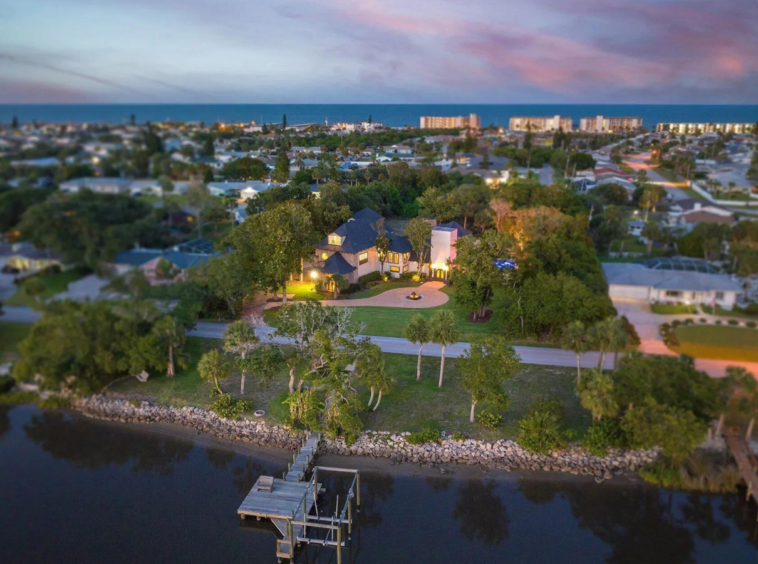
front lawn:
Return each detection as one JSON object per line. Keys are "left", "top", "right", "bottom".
{"left": 5, "top": 268, "right": 88, "bottom": 307}
{"left": 107, "top": 337, "right": 586, "bottom": 440}
{"left": 650, "top": 303, "right": 698, "bottom": 315}
{"left": 702, "top": 304, "right": 757, "bottom": 319}
{"left": 653, "top": 167, "right": 687, "bottom": 185}
{"left": 670, "top": 325, "right": 758, "bottom": 362}
{"left": 279, "top": 281, "right": 329, "bottom": 301}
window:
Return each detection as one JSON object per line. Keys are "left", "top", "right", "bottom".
{"left": 403, "top": 264, "right": 409, "bottom": 272}
{"left": 390, "top": 266, "right": 400, "bottom": 273}
{"left": 388, "top": 252, "right": 399, "bottom": 264}
{"left": 403, "top": 253, "right": 410, "bottom": 263}
{"left": 359, "top": 252, "right": 368, "bottom": 265}
{"left": 715, "top": 291, "right": 725, "bottom": 300}
{"left": 321, "top": 252, "right": 328, "bottom": 260}
{"left": 328, "top": 235, "right": 342, "bottom": 246}
{"left": 665, "top": 290, "right": 682, "bottom": 298}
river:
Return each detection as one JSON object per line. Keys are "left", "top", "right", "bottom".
{"left": 1, "top": 405, "right": 757, "bottom": 563}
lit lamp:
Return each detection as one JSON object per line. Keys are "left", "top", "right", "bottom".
{"left": 310, "top": 270, "right": 319, "bottom": 279}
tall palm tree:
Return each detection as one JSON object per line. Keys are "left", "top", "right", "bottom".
{"left": 429, "top": 310, "right": 461, "bottom": 388}
{"left": 560, "top": 320, "right": 589, "bottom": 387}
{"left": 404, "top": 315, "right": 430, "bottom": 381}
{"left": 151, "top": 315, "right": 185, "bottom": 378}
{"left": 589, "top": 317, "right": 627, "bottom": 369}
{"left": 223, "top": 320, "right": 259, "bottom": 395}
{"left": 579, "top": 369, "right": 618, "bottom": 421}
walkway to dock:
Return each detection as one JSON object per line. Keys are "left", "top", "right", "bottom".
{"left": 237, "top": 431, "right": 360, "bottom": 561}
{"left": 724, "top": 428, "right": 758, "bottom": 520}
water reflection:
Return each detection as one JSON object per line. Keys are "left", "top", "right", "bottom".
{"left": 319, "top": 470, "right": 394, "bottom": 529}
{"left": 23, "top": 410, "right": 192, "bottom": 475}
{"left": 454, "top": 479, "right": 509, "bottom": 545}
{"left": 0, "top": 408, "right": 10, "bottom": 440}
{"left": 231, "top": 457, "right": 265, "bottom": 496}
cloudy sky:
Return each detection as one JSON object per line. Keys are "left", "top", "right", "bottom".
{"left": 1, "top": 0, "right": 756, "bottom": 103}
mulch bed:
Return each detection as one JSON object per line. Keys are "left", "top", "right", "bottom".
{"left": 466, "top": 310, "right": 493, "bottom": 323}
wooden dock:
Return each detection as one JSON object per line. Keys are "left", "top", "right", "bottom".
{"left": 724, "top": 427, "right": 758, "bottom": 520}
{"left": 237, "top": 432, "right": 360, "bottom": 562}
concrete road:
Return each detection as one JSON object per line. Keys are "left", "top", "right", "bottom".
{"left": 3, "top": 306, "right": 754, "bottom": 377}
{"left": 623, "top": 152, "right": 692, "bottom": 201}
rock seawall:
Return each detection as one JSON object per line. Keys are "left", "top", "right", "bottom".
{"left": 75, "top": 396, "right": 658, "bottom": 478}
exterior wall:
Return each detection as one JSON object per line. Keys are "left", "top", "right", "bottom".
{"left": 579, "top": 116, "right": 643, "bottom": 132}
{"left": 656, "top": 123, "right": 755, "bottom": 135}
{"left": 430, "top": 229, "right": 456, "bottom": 279}
{"left": 609, "top": 284, "right": 738, "bottom": 309}
{"left": 509, "top": 116, "right": 573, "bottom": 132}
{"left": 420, "top": 115, "right": 479, "bottom": 129}
{"left": 608, "top": 284, "right": 650, "bottom": 300}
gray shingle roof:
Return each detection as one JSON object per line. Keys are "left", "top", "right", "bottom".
{"left": 322, "top": 252, "right": 356, "bottom": 275}
{"left": 603, "top": 263, "right": 741, "bottom": 292}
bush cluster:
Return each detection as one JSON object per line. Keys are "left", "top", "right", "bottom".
{"left": 476, "top": 410, "right": 503, "bottom": 429}
{"left": 407, "top": 427, "right": 441, "bottom": 445}
{"left": 582, "top": 419, "right": 629, "bottom": 456}
{"left": 517, "top": 399, "right": 571, "bottom": 455}
{"left": 0, "top": 375, "right": 15, "bottom": 395}
{"left": 210, "top": 394, "right": 252, "bottom": 420}
{"left": 358, "top": 271, "right": 382, "bottom": 286}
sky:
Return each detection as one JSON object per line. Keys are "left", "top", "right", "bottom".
{"left": 1, "top": 0, "right": 757, "bottom": 104}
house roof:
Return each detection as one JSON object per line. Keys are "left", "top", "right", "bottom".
{"left": 437, "top": 221, "right": 471, "bottom": 237}
{"left": 322, "top": 252, "right": 356, "bottom": 275}
{"left": 114, "top": 249, "right": 164, "bottom": 267}
{"left": 388, "top": 236, "right": 413, "bottom": 253}
{"left": 161, "top": 251, "right": 212, "bottom": 270}
{"left": 177, "top": 238, "right": 216, "bottom": 254}
{"left": 602, "top": 263, "right": 741, "bottom": 293}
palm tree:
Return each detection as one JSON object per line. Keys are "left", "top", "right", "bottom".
{"left": 579, "top": 369, "right": 618, "bottom": 421}
{"left": 404, "top": 315, "right": 430, "bottom": 381}
{"left": 429, "top": 310, "right": 461, "bottom": 388}
{"left": 560, "top": 321, "right": 589, "bottom": 387}
{"left": 197, "top": 349, "right": 231, "bottom": 395}
{"left": 223, "top": 320, "right": 259, "bottom": 395}
{"left": 151, "top": 315, "right": 185, "bottom": 378}
{"left": 589, "top": 317, "right": 627, "bottom": 369}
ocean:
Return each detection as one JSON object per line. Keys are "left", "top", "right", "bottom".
{"left": 0, "top": 104, "right": 757, "bottom": 128}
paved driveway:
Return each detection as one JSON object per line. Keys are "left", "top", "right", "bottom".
{"left": 321, "top": 281, "right": 449, "bottom": 309}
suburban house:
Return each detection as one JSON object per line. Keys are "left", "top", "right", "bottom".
{"left": 111, "top": 238, "right": 217, "bottom": 284}
{"left": 306, "top": 208, "right": 470, "bottom": 284}
{"left": 59, "top": 177, "right": 132, "bottom": 194}
{"left": 0, "top": 242, "right": 64, "bottom": 273}
{"left": 603, "top": 261, "right": 742, "bottom": 309}
{"left": 666, "top": 199, "right": 735, "bottom": 228}
{"left": 207, "top": 181, "right": 273, "bottom": 198}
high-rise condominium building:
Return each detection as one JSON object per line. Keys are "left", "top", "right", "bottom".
{"left": 656, "top": 123, "right": 756, "bottom": 135}
{"left": 579, "top": 115, "right": 643, "bottom": 132}
{"left": 419, "top": 113, "right": 480, "bottom": 129}
{"left": 509, "top": 115, "right": 573, "bottom": 132}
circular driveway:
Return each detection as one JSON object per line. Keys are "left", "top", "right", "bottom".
{"left": 322, "top": 281, "right": 449, "bottom": 309}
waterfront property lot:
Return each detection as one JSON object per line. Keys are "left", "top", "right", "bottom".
{"left": 671, "top": 325, "right": 758, "bottom": 362}
{"left": 109, "top": 338, "right": 585, "bottom": 440}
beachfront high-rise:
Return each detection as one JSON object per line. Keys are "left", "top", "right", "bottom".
{"left": 579, "top": 115, "right": 643, "bottom": 132}
{"left": 656, "top": 122, "right": 756, "bottom": 135}
{"left": 509, "top": 115, "right": 573, "bottom": 132}
{"left": 419, "top": 113, "right": 480, "bottom": 129}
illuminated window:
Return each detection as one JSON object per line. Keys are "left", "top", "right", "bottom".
{"left": 321, "top": 252, "right": 328, "bottom": 260}
{"left": 328, "top": 235, "right": 342, "bottom": 246}
{"left": 390, "top": 266, "right": 400, "bottom": 273}
{"left": 388, "top": 252, "right": 399, "bottom": 264}
{"left": 402, "top": 264, "right": 409, "bottom": 272}
{"left": 403, "top": 253, "right": 410, "bottom": 262}
{"left": 359, "top": 252, "right": 368, "bottom": 265}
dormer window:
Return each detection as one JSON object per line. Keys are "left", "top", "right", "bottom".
{"left": 328, "top": 234, "right": 343, "bottom": 246}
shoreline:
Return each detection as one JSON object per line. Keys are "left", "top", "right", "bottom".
{"left": 73, "top": 395, "right": 658, "bottom": 482}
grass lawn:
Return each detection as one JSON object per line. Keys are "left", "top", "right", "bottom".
{"left": 651, "top": 303, "right": 698, "bottom": 315}
{"left": 702, "top": 304, "right": 757, "bottom": 319}
{"left": 653, "top": 167, "right": 687, "bottom": 185}
{"left": 348, "top": 281, "right": 420, "bottom": 300}
{"left": 5, "top": 268, "right": 88, "bottom": 308}
{"left": 609, "top": 237, "right": 647, "bottom": 254}
{"left": 671, "top": 325, "right": 758, "bottom": 362}
{"left": 279, "top": 281, "right": 329, "bottom": 301}
{"left": 0, "top": 322, "right": 30, "bottom": 364}
{"left": 108, "top": 338, "right": 586, "bottom": 440}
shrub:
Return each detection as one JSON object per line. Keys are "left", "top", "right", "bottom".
{"left": 727, "top": 319, "right": 739, "bottom": 326}
{"left": 744, "top": 302, "right": 758, "bottom": 315}
{"left": 747, "top": 321, "right": 757, "bottom": 329}
{"left": 684, "top": 318, "right": 694, "bottom": 325}
{"left": 699, "top": 318, "right": 707, "bottom": 323}
{"left": 715, "top": 319, "right": 723, "bottom": 325}
{"left": 476, "top": 410, "right": 503, "bottom": 429}
{"left": 582, "top": 419, "right": 629, "bottom": 456}
{"left": 671, "top": 319, "right": 682, "bottom": 327}
{"left": 0, "top": 391, "right": 36, "bottom": 405}
{"left": 517, "top": 399, "right": 569, "bottom": 455}
{"left": 619, "top": 316, "right": 640, "bottom": 346}
{"left": 0, "top": 375, "right": 15, "bottom": 395}
{"left": 451, "top": 431, "right": 466, "bottom": 441}
{"left": 127, "top": 398, "right": 141, "bottom": 408}
{"left": 210, "top": 394, "right": 252, "bottom": 420}
{"left": 38, "top": 396, "right": 71, "bottom": 410}
{"left": 343, "top": 283, "right": 362, "bottom": 295}
{"left": 660, "top": 322, "right": 671, "bottom": 332}
{"left": 398, "top": 272, "right": 416, "bottom": 281}
{"left": 358, "top": 271, "right": 382, "bottom": 286}
{"left": 663, "top": 331, "right": 680, "bottom": 347}
{"left": 407, "top": 427, "right": 441, "bottom": 445}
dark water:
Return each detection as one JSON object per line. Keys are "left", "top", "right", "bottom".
{"left": 1, "top": 405, "right": 757, "bottom": 564}
{"left": 1, "top": 104, "right": 757, "bottom": 128}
